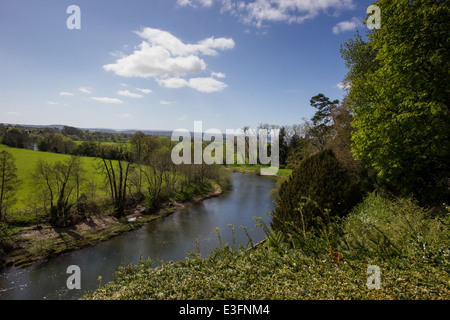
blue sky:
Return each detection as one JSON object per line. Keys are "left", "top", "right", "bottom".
{"left": 0, "top": 0, "right": 374, "bottom": 132}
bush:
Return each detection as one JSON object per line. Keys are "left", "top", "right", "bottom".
{"left": 271, "top": 149, "right": 364, "bottom": 236}
{"left": 344, "top": 192, "right": 450, "bottom": 262}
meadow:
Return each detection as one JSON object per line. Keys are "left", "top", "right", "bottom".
{"left": 0, "top": 143, "right": 103, "bottom": 215}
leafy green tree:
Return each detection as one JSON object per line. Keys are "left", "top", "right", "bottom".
{"left": 74, "top": 141, "right": 99, "bottom": 157}
{"left": 37, "top": 132, "right": 76, "bottom": 154}
{"left": 0, "top": 151, "right": 19, "bottom": 221}
{"left": 341, "top": 0, "right": 450, "bottom": 203}
{"left": 272, "top": 149, "right": 363, "bottom": 236}
{"left": 3, "top": 127, "right": 30, "bottom": 148}
{"left": 306, "top": 94, "right": 340, "bottom": 150}
{"left": 285, "top": 135, "right": 312, "bottom": 169}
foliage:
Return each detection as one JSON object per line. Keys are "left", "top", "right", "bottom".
{"left": 344, "top": 192, "right": 450, "bottom": 264}
{"left": 271, "top": 149, "right": 364, "bottom": 235}
{"left": 341, "top": 0, "right": 450, "bottom": 203}
{"left": 2, "top": 127, "right": 31, "bottom": 149}
{"left": 74, "top": 141, "right": 99, "bottom": 157}
{"left": 32, "top": 156, "right": 85, "bottom": 227}
{"left": 37, "top": 132, "right": 76, "bottom": 154}
{"left": 0, "top": 151, "right": 19, "bottom": 221}
{"left": 83, "top": 193, "right": 450, "bottom": 300}
{"left": 284, "top": 135, "right": 311, "bottom": 169}
{"left": 96, "top": 143, "right": 132, "bottom": 218}
{"left": 307, "top": 93, "right": 340, "bottom": 150}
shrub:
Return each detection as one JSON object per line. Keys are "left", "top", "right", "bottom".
{"left": 344, "top": 192, "right": 450, "bottom": 262}
{"left": 271, "top": 149, "right": 364, "bottom": 236}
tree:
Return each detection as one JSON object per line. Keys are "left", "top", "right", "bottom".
{"left": 3, "top": 127, "right": 30, "bottom": 148}
{"left": 37, "top": 132, "right": 76, "bottom": 154}
{"left": 74, "top": 141, "right": 98, "bottom": 157}
{"left": 32, "top": 156, "right": 85, "bottom": 226}
{"left": 306, "top": 94, "right": 339, "bottom": 150}
{"left": 0, "top": 151, "right": 19, "bottom": 221}
{"left": 285, "top": 135, "right": 312, "bottom": 169}
{"left": 272, "top": 149, "right": 364, "bottom": 236}
{"left": 325, "top": 96, "right": 356, "bottom": 168}
{"left": 341, "top": 0, "right": 450, "bottom": 203}
{"left": 278, "top": 126, "right": 289, "bottom": 167}
{"left": 97, "top": 143, "right": 132, "bottom": 217}
{"left": 129, "top": 131, "right": 161, "bottom": 197}
{"left": 141, "top": 144, "right": 174, "bottom": 210}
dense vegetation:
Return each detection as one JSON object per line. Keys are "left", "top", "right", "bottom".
{"left": 85, "top": 0, "right": 449, "bottom": 300}
{"left": 340, "top": 0, "right": 449, "bottom": 204}
{"left": 84, "top": 194, "right": 449, "bottom": 299}
{"left": 271, "top": 149, "right": 366, "bottom": 236}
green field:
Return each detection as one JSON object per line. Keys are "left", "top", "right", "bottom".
{"left": 0, "top": 144, "right": 104, "bottom": 213}
{"left": 1, "top": 142, "right": 289, "bottom": 224}
{"left": 225, "top": 163, "right": 292, "bottom": 177}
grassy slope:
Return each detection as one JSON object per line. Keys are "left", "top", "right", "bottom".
{"left": 1, "top": 143, "right": 227, "bottom": 267}
{"left": 0, "top": 143, "right": 103, "bottom": 212}
{"left": 84, "top": 250, "right": 450, "bottom": 300}
{"left": 84, "top": 193, "right": 450, "bottom": 300}
{"left": 225, "top": 163, "right": 292, "bottom": 177}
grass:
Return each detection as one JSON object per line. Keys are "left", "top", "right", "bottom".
{"left": 225, "top": 163, "right": 292, "bottom": 178}
{"left": 83, "top": 192, "right": 450, "bottom": 300}
{"left": 1, "top": 143, "right": 228, "bottom": 267}
{"left": 0, "top": 144, "right": 103, "bottom": 213}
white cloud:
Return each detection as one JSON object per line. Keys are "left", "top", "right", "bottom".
{"left": 158, "top": 77, "right": 189, "bottom": 89}
{"left": 177, "top": 0, "right": 213, "bottom": 8}
{"left": 136, "top": 88, "right": 152, "bottom": 94}
{"left": 103, "top": 27, "right": 233, "bottom": 92}
{"left": 117, "top": 90, "right": 143, "bottom": 98}
{"left": 47, "top": 101, "right": 59, "bottom": 105}
{"left": 158, "top": 76, "right": 227, "bottom": 92}
{"left": 180, "top": 0, "right": 356, "bottom": 27}
{"left": 160, "top": 100, "right": 173, "bottom": 105}
{"left": 336, "top": 81, "right": 351, "bottom": 90}
{"left": 188, "top": 77, "right": 228, "bottom": 92}
{"left": 59, "top": 91, "right": 74, "bottom": 96}
{"left": 7, "top": 111, "right": 20, "bottom": 116}
{"left": 104, "top": 41, "right": 206, "bottom": 78}
{"left": 332, "top": 17, "right": 361, "bottom": 34}
{"left": 79, "top": 87, "right": 93, "bottom": 94}
{"left": 211, "top": 72, "right": 226, "bottom": 78}
{"left": 91, "top": 97, "right": 124, "bottom": 104}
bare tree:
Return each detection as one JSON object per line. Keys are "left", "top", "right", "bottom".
{"left": 141, "top": 145, "right": 173, "bottom": 210}
{"left": 97, "top": 143, "right": 132, "bottom": 218}
{"left": 32, "top": 155, "right": 84, "bottom": 226}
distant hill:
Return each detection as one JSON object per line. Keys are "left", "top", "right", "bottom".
{"left": 0, "top": 123, "right": 174, "bottom": 137}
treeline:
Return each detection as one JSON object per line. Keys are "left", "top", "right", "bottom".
{"left": 252, "top": 92, "right": 354, "bottom": 170}
{"left": 0, "top": 124, "right": 131, "bottom": 155}
{"left": 0, "top": 132, "right": 229, "bottom": 230}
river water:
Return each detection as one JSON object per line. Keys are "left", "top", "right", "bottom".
{"left": 0, "top": 172, "right": 276, "bottom": 300}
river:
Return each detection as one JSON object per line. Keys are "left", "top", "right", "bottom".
{"left": 0, "top": 172, "right": 277, "bottom": 300}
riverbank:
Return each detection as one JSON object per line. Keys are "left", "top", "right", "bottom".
{"left": 84, "top": 192, "right": 450, "bottom": 300}
{"left": 2, "top": 184, "right": 222, "bottom": 269}
{"left": 224, "top": 164, "right": 292, "bottom": 178}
